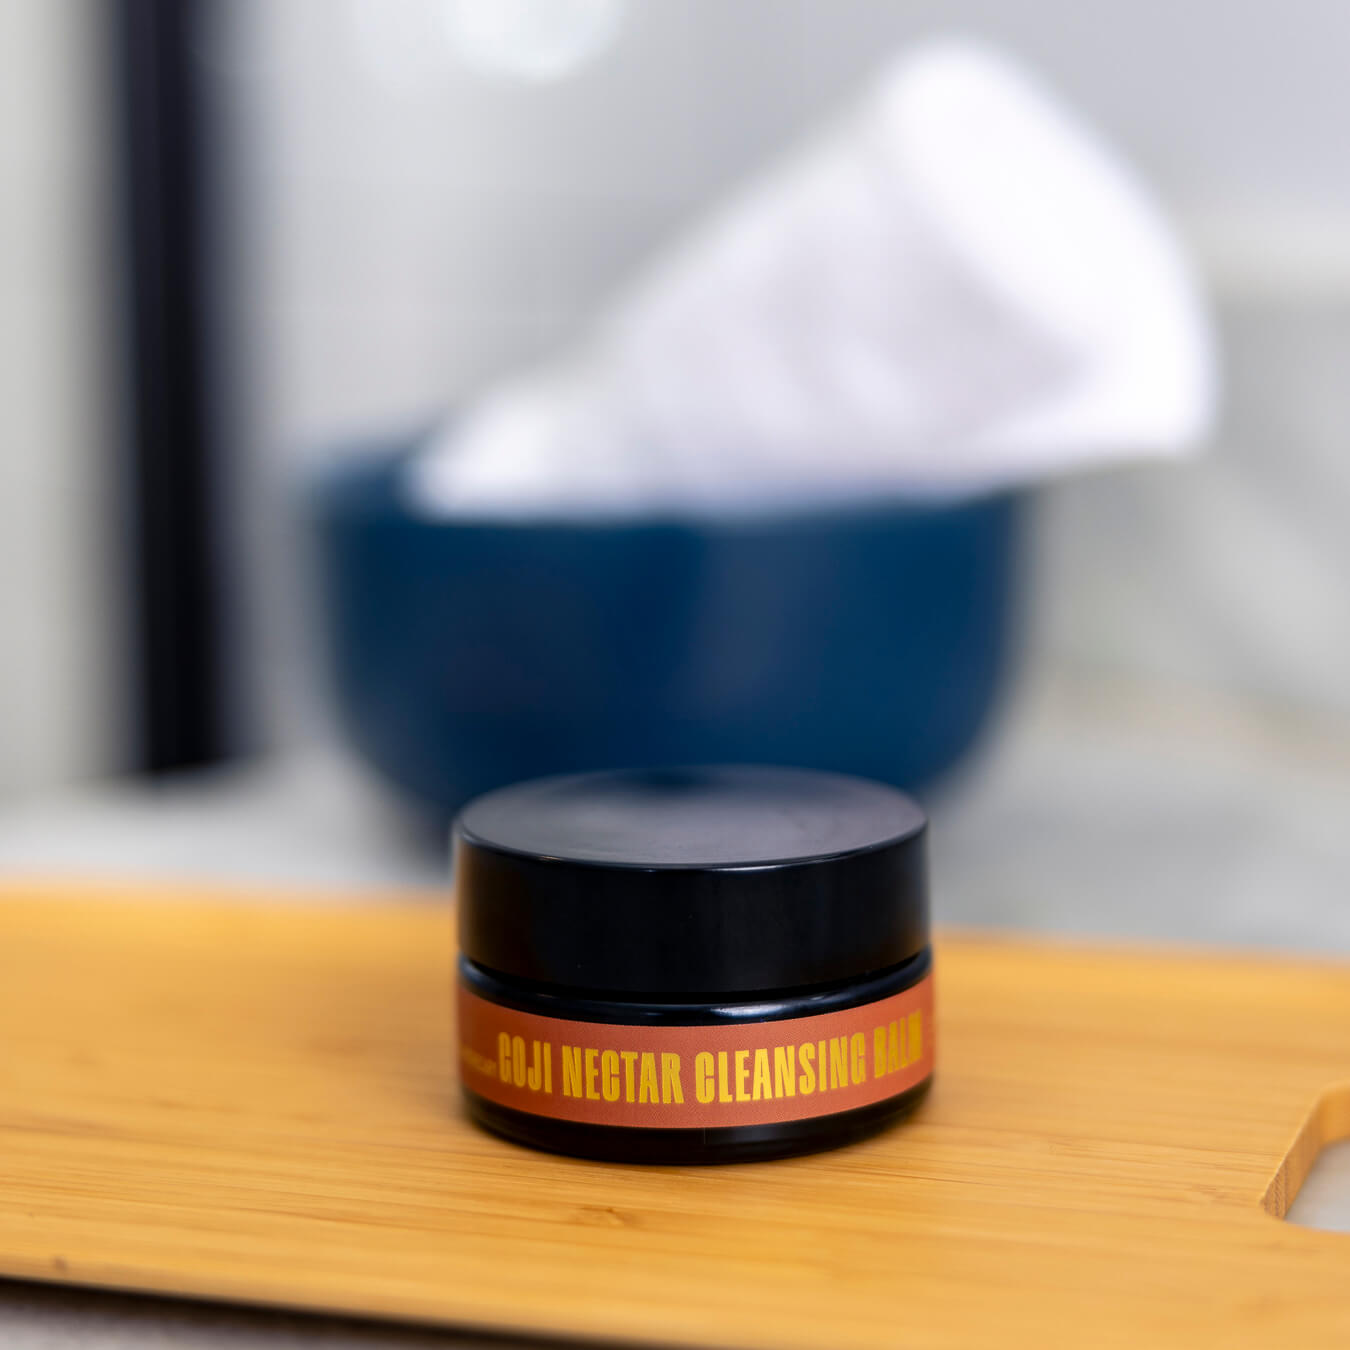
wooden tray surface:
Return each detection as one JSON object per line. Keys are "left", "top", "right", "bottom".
{"left": 2, "top": 882, "right": 1349, "bottom": 1348}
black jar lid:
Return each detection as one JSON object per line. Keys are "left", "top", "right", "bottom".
{"left": 454, "top": 765, "right": 928, "bottom": 998}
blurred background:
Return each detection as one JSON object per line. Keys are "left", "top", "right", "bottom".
{"left": 2, "top": 0, "right": 1349, "bottom": 949}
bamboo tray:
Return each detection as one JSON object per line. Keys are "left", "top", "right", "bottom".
{"left": 2, "top": 882, "right": 1349, "bottom": 1348}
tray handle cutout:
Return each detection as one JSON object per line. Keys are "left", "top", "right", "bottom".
{"left": 1264, "top": 1081, "right": 1350, "bottom": 1224}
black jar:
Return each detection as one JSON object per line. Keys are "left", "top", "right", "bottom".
{"left": 454, "top": 765, "right": 933, "bottom": 1164}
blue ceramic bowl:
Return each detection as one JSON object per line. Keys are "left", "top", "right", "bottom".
{"left": 310, "top": 440, "right": 1020, "bottom": 820}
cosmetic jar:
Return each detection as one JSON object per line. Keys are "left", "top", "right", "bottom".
{"left": 455, "top": 765, "right": 933, "bottom": 1163}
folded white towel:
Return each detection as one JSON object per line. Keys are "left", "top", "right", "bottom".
{"left": 408, "top": 39, "right": 1217, "bottom": 519}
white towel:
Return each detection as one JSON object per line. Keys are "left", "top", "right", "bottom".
{"left": 407, "top": 39, "right": 1217, "bottom": 520}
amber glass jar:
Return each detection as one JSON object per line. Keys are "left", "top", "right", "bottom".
{"left": 454, "top": 766, "right": 933, "bottom": 1163}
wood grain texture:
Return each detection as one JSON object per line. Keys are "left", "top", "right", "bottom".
{"left": 1, "top": 881, "right": 1349, "bottom": 1349}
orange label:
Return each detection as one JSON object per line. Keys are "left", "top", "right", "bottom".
{"left": 457, "top": 973, "right": 933, "bottom": 1129}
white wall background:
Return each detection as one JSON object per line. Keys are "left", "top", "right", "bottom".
{"left": 0, "top": 0, "right": 121, "bottom": 795}
{"left": 220, "top": 0, "right": 1350, "bottom": 453}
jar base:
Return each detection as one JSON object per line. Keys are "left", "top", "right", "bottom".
{"left": 462, "top": 1078, "right": 931, "bottom": 1164}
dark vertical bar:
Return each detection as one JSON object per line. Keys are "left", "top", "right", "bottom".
{"left": 114, "top": 0, "right": 226, "bottom": 771}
